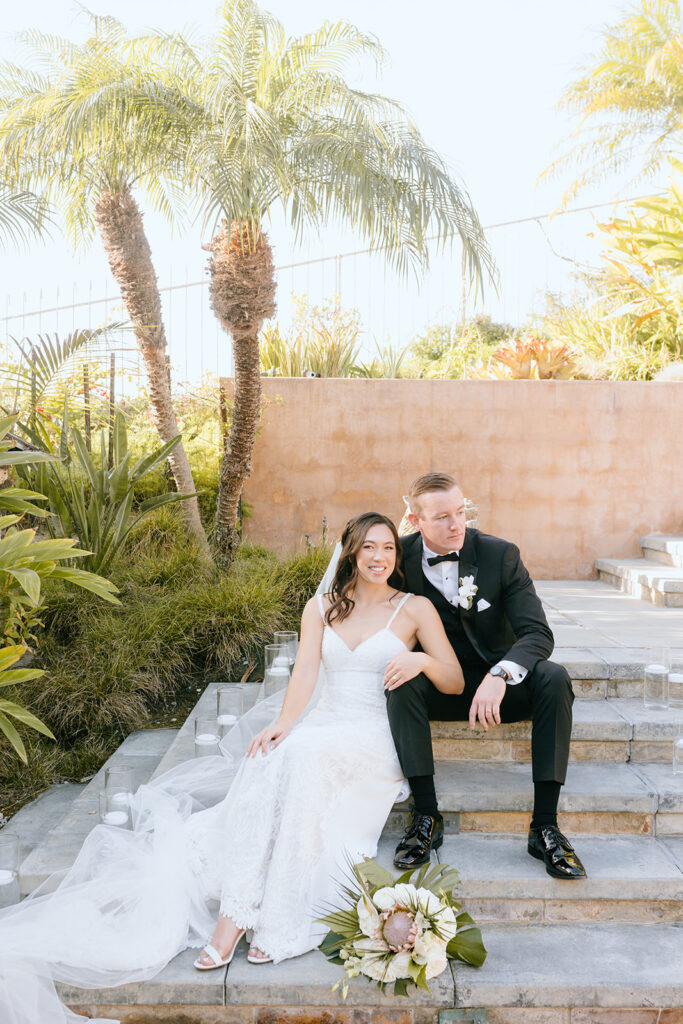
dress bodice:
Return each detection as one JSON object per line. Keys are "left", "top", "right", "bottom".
{"left": 315, "top": 594, "right": 412, "bottom": 717}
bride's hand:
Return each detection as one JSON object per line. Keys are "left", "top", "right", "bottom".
{"left": 384, "top": 652, "right": 427, "bottom": 690}
{"left": 246, "top": 722, "right": 291, "bottom": 758}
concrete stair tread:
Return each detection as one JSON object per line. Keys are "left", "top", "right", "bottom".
{"left": 2, "top": 782, "right": 84, "bottom": 862}
{"left": 432, "top": 697, "right": 681, "bottom": 741}
{"left": 19, "top": 728, "right": 177, "bottom": 894}
{"left": 452, "top": 923, "right": 683, "bottom": 1007}
{"left": 641, "top": 533, "right": 683, "bottom": 568}
{"left": 429, "top": 760, "right": 658, "bottom": 814}
{"left": 61, "top": 924, "right": 683, "bottom": 1011}
{"left": 438, "top": 833, "right": 683, "bottom": 899}
{"left": 596, "top": 556, "right": 683, "bottom": 592}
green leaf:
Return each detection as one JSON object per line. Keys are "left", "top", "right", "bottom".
{"left": 393, "top": 977, "right": 411, "bottom": 998}
{"left": 0, "top": 712, "right": 27, "bottom": 762}
{"left": 130, "top": 434, "right": 181, "bottom": 482}
{"left": 48, "top": 566, "right": 120, "bottom": 604}
{"left": 113, "top": 412, "right": 127, "bottom": 463}
{"left": 0, "top": 514, "right": 21, "bottom": 530}
{"left": 5, "top": 567, "right": 41, "bottom": 604}
{"left": 317, "top": 909, "right": 359, "bottom": 935}
{"left": 447, "top": 914, "right": 487, "bottom": 967}
{"left": 0, "top": 415, "right": 17, "bottom": 440}
{"left": 0, "top": 668, "right": 45, "bottom": 687}
{"left": 0, "top": 451, "right": 56, "bottom": 466}
{"left": 0, "top": 699, "right": 55, "bottom": 739}
{"left": 59, "top": 395, "right": 70, "bottom": 464}
{"left": 70, "top": 427, "right": 99, "bottom": 490}
{"left": 356, "top": 857, "right": 395, "bottom": 890}
{"left": 138, "top": 490, "right": 194, "bottom": 514}
{"left": 0, "top": 645, "right": 27, "bottom": 672}
{"left": 318, "top": 931, "right": 346, "bottom": 957}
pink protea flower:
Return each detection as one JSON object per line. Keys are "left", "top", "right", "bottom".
{"left": 380, "top": 907, "right": 418, "bottom": 952}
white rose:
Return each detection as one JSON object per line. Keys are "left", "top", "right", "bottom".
{"left": 372, "top": 886, "right": 398, "bottom": 911}
{"left": 413, "top": 930, "right": 448, "bottom": 979}
{"left": 361, "top": 950, "right": 412, "bottom": 983}
{"left": 357, "top": 895, "right": 382, "bottom": 938}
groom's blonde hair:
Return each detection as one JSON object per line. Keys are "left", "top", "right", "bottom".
{"left": 404, "top": 472, "right": 460, "bottom": 514}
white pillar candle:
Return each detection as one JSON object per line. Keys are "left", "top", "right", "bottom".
{"left": 109, "top": 792, "right": 130, "bottom": 807}
{"left": 0, "top": 869, "right": 15, "bottom": 885}
{"left": 103, "top": 811, "right": 128, "bottom": 826}
{"left": 217, "top": 714, "right": 237, "bottom": 727}
{"left": 195, "top": 733, "right": 219, "bottom": 745}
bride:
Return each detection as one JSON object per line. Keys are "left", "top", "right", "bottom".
{"left": 0, "top": 511, "right": 463, "bottom": 1024}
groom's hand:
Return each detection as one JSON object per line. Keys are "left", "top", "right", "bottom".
{"left": 469, "top": 674, "right": 506, "bottom": 731}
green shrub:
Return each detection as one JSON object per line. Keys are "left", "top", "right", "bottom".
{"left": 0, "top": 514, "right": 332, "bottom": 812}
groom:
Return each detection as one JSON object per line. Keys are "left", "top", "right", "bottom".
{"left": 386, "top": 471, "right": 586, "bottom": 880}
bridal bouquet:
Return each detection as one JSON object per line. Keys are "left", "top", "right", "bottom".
{"left": 318, "top": 858, "right": 486, "bottom": 998}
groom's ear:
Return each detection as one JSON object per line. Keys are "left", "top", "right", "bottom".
{"left": 406, "top": 511, "right": 420, "bottom": 532}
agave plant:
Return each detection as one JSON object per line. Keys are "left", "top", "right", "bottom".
{"left": 16, "top": 404, "right": 195, "bottom": 574}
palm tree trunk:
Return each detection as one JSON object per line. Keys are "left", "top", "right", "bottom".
{"left": 93, "top": 183, "right": 210, "bottom": 559}
{"left": 204, "top": 219, "right": 276, "bottom": 571}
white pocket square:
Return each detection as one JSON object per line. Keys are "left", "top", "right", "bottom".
{"left": 476, "top": 598, "right": 491, "bottom": 611}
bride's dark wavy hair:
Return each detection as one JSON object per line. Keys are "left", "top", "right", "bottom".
{"left": 326, "top": 512, "right": 404, "bottom": 625}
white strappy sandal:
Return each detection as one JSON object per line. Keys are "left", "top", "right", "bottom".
{"left": 193, "top": 930, "right": 246, "bottom": 970}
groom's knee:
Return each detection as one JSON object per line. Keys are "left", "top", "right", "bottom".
{"left": 528, "top": 660, "right": 574, "bottom": 709}
{"left": 385, "top": 672, "right": 431, "bottom": 716}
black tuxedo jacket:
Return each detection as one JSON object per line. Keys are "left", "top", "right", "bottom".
{"left": 399, "top": 528, "right": 554, "bottom": 673}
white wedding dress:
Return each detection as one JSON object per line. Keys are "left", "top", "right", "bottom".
{"left": 0, "top": 592, "right": 410, "bottom": 1024}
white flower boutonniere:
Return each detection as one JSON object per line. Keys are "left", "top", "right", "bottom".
{"left": 457, "top": 575, "right": 478, "bottom": 610}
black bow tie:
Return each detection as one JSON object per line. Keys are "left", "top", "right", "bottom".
{"left": 427, "top": 552, "right": 459, "bottom": 567}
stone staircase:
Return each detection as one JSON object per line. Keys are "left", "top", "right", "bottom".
{"left": 597, "top": 533, "right": 683, "bottom": 606}
{"left": 4, "top": 592, "right": 683, "bottom": 1024}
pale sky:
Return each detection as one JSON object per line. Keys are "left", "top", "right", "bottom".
{"left": 0, "top": 0, "right": 657, "bottom": 377}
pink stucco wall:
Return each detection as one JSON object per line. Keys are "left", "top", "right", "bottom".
{"left": 232, "top": 378, "right": 683, "bottom": 578}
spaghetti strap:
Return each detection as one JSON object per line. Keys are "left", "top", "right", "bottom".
{"left": 386, "top": 592, "right": 412, "bottom": 629}
{"left": 316, "top": 593, "right": 326, "bottom": 621}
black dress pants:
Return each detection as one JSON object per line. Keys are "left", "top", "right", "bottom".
{"left": 385, "top": 660, "right": 574, "bottom": 784}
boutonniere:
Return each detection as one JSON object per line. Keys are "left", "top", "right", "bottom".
{"left": 457, "top": 575, "right": 478, "bottom": 610}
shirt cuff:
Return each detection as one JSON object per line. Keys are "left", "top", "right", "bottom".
{"left": 496, "top": 660, "right": 528, "bottom": 685}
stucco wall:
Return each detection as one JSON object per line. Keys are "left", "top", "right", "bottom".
{"left": 230, "top": 378, "right": 683, "bottom": 578}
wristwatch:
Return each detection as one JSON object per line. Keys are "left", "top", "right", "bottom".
{"left": 490, "top": 665, "right": 512, "bottom": 683}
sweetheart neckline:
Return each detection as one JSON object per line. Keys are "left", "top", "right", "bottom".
{"left": 324, "top": 623, "right": 409, "bottom": 655}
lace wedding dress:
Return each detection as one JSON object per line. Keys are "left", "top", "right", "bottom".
{"left": 0, "top": 593, "right": 410, "bottom": 1024}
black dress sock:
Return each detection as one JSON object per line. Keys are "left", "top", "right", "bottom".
{"left": 530, "top": 781, "right": 561, "bottom": 829}
{"left": 408, "top": 775, "right": 440, "bottom": 817}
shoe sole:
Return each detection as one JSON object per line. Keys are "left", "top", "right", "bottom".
{"left": 527, "top": 843, "right": 586, "bottom": 879}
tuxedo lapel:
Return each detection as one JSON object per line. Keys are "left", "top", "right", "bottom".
{"left": 400, "top": 533, "right": 426, "bottom": 596}
{"left": 456, "top": 530, "right": 482, "bottom": 652}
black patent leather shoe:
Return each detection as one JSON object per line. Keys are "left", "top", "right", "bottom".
{"left": 528, "top": 825, "right": 587, "bottom": 879}
{"left": 393, "top": 812, "right": 443, "bottom": 869}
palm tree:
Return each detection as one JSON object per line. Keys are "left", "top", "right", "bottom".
{"left": 544, "top": 0, "right": 683, "bottom": 205}
{"left": 0, "top": 186, "right": 50, "bottom": 247}
{"left": 133, "top": 1, "right": 494, "bottom": 568}
{"left": 0, "top": 16, "right": 210, "bottom": 558}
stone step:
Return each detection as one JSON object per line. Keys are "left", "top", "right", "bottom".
{"left": 439, "top": 833, "right": 683, "bottom": 923}
{"left": 641, "top": 532, "right": 683, "bottom": 568}
{"left": 451, "top": 923, "right": 683, "bottom": 1012}
{"left": 387, "top": 761, "right": 683, "bottom": 837}
{"left": 596, "top": 556, "right": 683, "bottom": 607}
{"left": 431, "top": 698, "right": 682, "bottom": 763}
{"left": 19, "top": 728, "right": 177, "bottom": 895}
{"left": 1, "top": 780, "right": 84, "bottom": 865}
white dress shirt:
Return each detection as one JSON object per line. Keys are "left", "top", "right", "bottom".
{"left": 421, "top": 540, "right": 526, "bottom": 685}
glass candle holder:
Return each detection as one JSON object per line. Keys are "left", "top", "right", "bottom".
{"left": 217, "top": 686, "right": 244, "bottom": 735}
{"left": 668, "top": 658, "right": 683, "bottom": 708}
{"left": 643, "top": 649, "right": 669, "bottom": 710}
{"left": 674, "top": 720, "right": 683, "bottom": 776}
{"left": 105, "top": 765, "right": 135, "bottom": 800}
{"left": 273, "top": 631, "right": 299, "bottom": 667}
{"left": 0, "top": 833, "right": 20, "bottom": 908}
{"left": 263, "top": 664, "right": 290, "bottom": 698}
{"left": 264, "top": 643, "right": 290, "bottom": 674}
{"left": 99, "top": 791, "right": 131, "bottom": 828}
{"left": 194, "top": 717, "right": 220, "bottom": 757}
